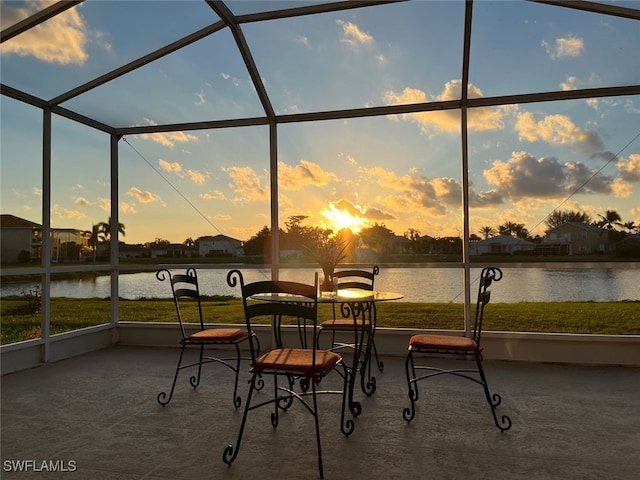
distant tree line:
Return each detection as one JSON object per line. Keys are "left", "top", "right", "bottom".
{"left": 83, "top": 208, "right": 638, "bottom": 262}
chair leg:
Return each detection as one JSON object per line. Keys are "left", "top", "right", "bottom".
{"left": 371, "top": 333, "right": 384, "bottom": 372}
{"left": 339, "top": 362, "right": 356, "bottom": 437}
{"left": 223, "top": 373, "right": 258, "bottom": 467}
{"left": 157, "top": 343, "right": 186, "bottom": 406}
{"left": 360, "top": 330, "right": 376, "bottom": 396}
{"left": 232, "top": 344, "right": 242, "bottom": 408}
{"left": 312, "top": 381, "right": 324, "bottom": 479}
{"left": 189, "top": 344, "right": 205, "bottom": 388}
{"left": 271, "top": 373, "right": 280, "bottom": 429}
{"left": 475, "top": 351, "right": 512, "bottom": 431}
{"left": 403, "top": 350, "right": 418, "bottom": 422}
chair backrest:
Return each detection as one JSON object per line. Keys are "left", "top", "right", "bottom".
{"left": 333, "top": 265, "right": 379, "bottom": 290}
{"left": 156, "top": 267, "right": 204, "bottom": 339}
{"left": 472, "top": 266, "right": 503, "bottom": 345}
{"left": 227, "top": 269, "right": 319, "bottom": 360}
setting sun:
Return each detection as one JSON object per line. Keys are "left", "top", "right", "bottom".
{"left": 320, "top": 204, "right": 368, "bottom": 234}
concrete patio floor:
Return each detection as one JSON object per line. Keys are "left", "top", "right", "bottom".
{"left": 2, "top": 346, "right": 639, "bottom": 479}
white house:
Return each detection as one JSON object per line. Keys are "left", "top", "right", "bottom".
{"left": 198, "top": 234, "right": 243, "bottom": 257}
{"left": 469, "top": 234, "right": 535, "bottom": 256}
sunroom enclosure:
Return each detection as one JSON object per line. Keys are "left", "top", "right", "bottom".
{"left": 1, "top": 0, "right": 639, "bottom": 372}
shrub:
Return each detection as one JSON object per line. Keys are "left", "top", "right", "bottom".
{"left": 20, "top": 285, "right": 42, "bottom": 314}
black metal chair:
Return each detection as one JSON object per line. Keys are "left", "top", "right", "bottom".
{"left": 403, "top": 266, "right": 512, "bottom": 431}
{"left": 223, "top": 270, "right": 354, "bottom": 479}
{"left": 317, "top": 266, "right": 381, "bottom": 394}
{"left": 156, "top": 267, "right": 258, "bottom": 408}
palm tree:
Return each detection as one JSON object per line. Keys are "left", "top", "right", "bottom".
{"left": 596, "top": 210, "right": 622, "bottom": 231}
{"left": 623, "top": 221, "right": 638, "bottom": 234}
{"left": 404, "top": 227, "right": 421, "bottom": 253}
{"left": 96, "top": 217, "right": 126, "bottom": 241}
{"left": 498, "top": 221, "right": 530, "bottom": 239}
{"left": 88, "top": 224, "right": 100, "bottom": 264}
{"left": 478, "top": 226, "right": 496, "bottom": 239}
{"left": 94, "top": 217, "right": 125, "bottom": 253}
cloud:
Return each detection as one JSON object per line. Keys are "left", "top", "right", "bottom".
{"left": 484, "top": 151, "right": 621, "bottom": 201}
{"left": 52, "top": 204, "right": 85, "bottom": 220}
{"left": 384, "top": 80, "right": 505, "bottom": 133}
{"left": 159, "top": 158, "right": 207, "bottom": 184}
{"left": 137, "top": 119, "right": 198, "bottom": 147}
{"left": 120, "top": 201, "right": 136, "bottom": 214}
{"left": 336, "top": 19, "right": 373, "bottom": 46}
{"left": 332, "top": 198, "right": 394, "bottom": 221}
{"left": 586, "top": 98, "right": 599, "bottom": 110}
{"left": 617, "top": 153, "right": 640, "bottom": 182}
{"left": 515, "top": 112, "right": 604, "bottom": 154}
{"left": 338, "top": 153, "right": 358, "bottom": 166}
{"left": 159, "top": 159, "right": 183, "bottom": 173}
{"left": 201, "top": 190, "right": 225, "bottom": 200}
{"left": 220, "top": 72, "right": 240, "bottom": 87}
{"left": 126, "top": 187, "right": 164, "bottom": 205}
{"left": 223, "top": 166, "right": 269, "bottom": 203}
{"left": 99, "top": 198, "right": 110, "bottom": 212}
{"left": 278, "top": 160, "right": 338, "bottom": 190}
{"left": 610, "top": 178, "right": 633, "bottom": 197}
{"left": 74, "top": 196, "right": 92, "bottom": 207}
{"left": 360, "top": 166, "right": 501, "bottom": 217}
{"left": 542, "top": 34, "right": 584, "bottom": 59}
{"left": 213, "top": 213, "right": 231, "bottom": 221}
{"left": 186, "top": 169, "right": 209, "bottom": 185}
{"left": 560, "top": 76, "right": 578, "bottom": 91}
{"left": 0, "top": 0, "right": 88, "bottom": 64}
{"left": 485, "top": 152, "right": 567, "bottom": 199}
{"left": 194, "top": 90, "right": 206, "bottom": 106}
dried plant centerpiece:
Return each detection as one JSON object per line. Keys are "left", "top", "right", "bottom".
{"left": 305, "top": 234, "right": 349, "bottom": 293}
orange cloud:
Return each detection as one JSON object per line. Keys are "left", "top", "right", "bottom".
{"left": 159, "top": 159, "right": 182, "bottom": 173}
{"left": 52, "top": 204, "right": 85, "bottom": 219}
{"left": 0, "top": 0, "right": 88, "bottom": 65}
{"left": 224, "top": 166, "right": 269, "bottom": 203}
{"left": 278, "top": 160, "right": 337, "bottom": 190}
{"left": 617, "top": 153, "right": 640, "bottom": 182}
{"left": 384, "top": 81, "right": 505, "bottom": 133}
{"left": 138, "top": 119, "right": 198, "bottom": 147}
{"left": 516, "top": 112, "right": 604, "bottom": 153}
{"left": 127, "top": 187, "right": 164, "bottom": 205}
{"left": 201, "top": 190, "right": 225, "bottom": 200}
{"left": 336, "top": 19, "right": 373, "bottom": 46}
{"left": 74, "top": 196, "right": 92, "bottom": 207}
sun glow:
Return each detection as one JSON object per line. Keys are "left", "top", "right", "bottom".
{"left": 320, "top": 204, "right": 368, "bottom": 233}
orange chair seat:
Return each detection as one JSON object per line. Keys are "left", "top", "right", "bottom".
{"left": 320, "top": 318, "right": 370, "bottom": 330}
{"left": 253, "top": 348, "right": 341, "bottom": 375}
{"left": 183, "top": 328, "right": 250, "bottom": 344}
{"left": 409, "top": 334, "right": 477, "bottom": 352}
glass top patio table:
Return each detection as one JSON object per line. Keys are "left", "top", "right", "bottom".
{"left": 250, "top": 288, "right": 403, "bottom": 303}
{"left": 249, "top": 288, "right": 403, "bottom": 416}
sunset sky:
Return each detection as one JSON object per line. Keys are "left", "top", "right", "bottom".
{"left": 1, "top": 0, "right": 639, "bottom": 244}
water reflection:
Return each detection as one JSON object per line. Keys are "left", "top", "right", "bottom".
{"left": 2, "top": 267, "right": 638, "bottom": 303}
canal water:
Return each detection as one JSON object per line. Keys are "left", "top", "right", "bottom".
{"left": 2, "top": 267, "right": 638, "bottom": 303}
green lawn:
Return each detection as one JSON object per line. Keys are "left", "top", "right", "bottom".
{"left": 1, "top": 296, "right": 638, "bottom": 345}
